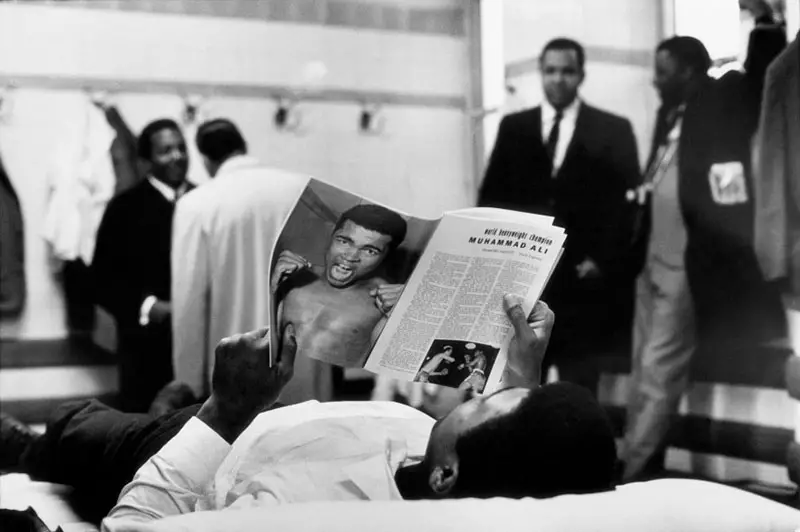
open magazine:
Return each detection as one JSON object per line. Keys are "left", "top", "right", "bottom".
{"left": 269, "top": 178, "right": 566, "bottom": 395}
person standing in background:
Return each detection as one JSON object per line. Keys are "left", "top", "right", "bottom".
{"left": 622, "top": 0, "right": 787, "bottom": 481}
{"left": 0, "top": 152, "right": 25, "bottom": 317}
{"left": 92, "top": 119, "right": 192, "bottom": 413}
{"left": 167, "top": 119, "right": 310, "bottom": 406}
{"left": 478, "top": 37, "right": 641, "bottom": 397}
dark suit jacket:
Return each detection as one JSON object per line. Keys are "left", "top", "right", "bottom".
{"left": 674, "top": 24, "right": 787, "bottom": 351}
{"left": 92, "top": 179, "right": 193, "bottom": 411}
{"left": 0, "top": 153, "right": 25, "bottom": 317}
{"left": 478, "top": 103, "right": 641, "bottom": 356}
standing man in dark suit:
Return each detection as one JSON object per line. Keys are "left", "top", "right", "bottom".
{"left": 479, "top": 38, "right": 641, "bottom": 396}
{"left": 92, "top": 119, "right": 193, "bottom": 413}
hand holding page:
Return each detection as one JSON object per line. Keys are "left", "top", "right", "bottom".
{"left": 268, "top": 178, "right": 566, "bottom": 394}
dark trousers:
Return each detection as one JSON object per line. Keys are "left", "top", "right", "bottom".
{"left": 62, "top": 260, "right": 96, "bottom": 335}
{"left": 21, "top": 399, "right": 199, "bottom": 522}
{"left": 117, "top": 324, "right": 174, "bottom": 413}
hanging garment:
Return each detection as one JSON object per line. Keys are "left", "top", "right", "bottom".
{"left": 0, "top": 151, "right": 25, "bottom": 316}
{"left": 104, "top": 105, "right": 142, "bottom": 195}
{"left": 754, "top": 36, "right": 800, "bottom": 295}
{"left": 42, "top": 95, "right": 116, "bottom": 265}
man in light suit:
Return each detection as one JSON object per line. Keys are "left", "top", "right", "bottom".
{"left": 479, "top": 38, "right": 641, "bottom": 397}
{"left": 168, "top": 119, "right": 310, "bottom": 405}
{"left": 622, "top": 0, "right": 786, "bottom": 481}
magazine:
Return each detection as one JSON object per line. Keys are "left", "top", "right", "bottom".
{"left": 269, "top": 178, "right": 566, "bottom": 395}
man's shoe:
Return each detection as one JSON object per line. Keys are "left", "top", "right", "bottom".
{"left": 0, "top": 413, "right": 38, "bottom": 472}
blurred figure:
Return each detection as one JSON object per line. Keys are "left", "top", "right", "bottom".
{"left": 478, "top": 37, "right": 641, "bottom": 397}
{"left": 415, "top": 346, "right": 455, "bottom": 383}
{"left": 168, "top": 119, "right": 309, "bottom": 405}
{"left": 0, "top": 152, "right": 24, "bottom": 317}
{"left": 622, "top": 0, "right": 787, "bottom": 481}
{"left": 92, "top": 119, "right": 192, "bottom": 412}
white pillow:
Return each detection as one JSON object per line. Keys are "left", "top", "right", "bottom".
{"left": 114, "top": 479, "right": 800, "bottom": 532}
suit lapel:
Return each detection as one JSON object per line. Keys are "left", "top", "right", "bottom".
{"left": 531, "top": 106, "right": 544, "bottom": 146}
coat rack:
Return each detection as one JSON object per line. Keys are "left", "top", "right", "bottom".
{"left": 0, "top": 72, "right": 473, "bottom": 132}
{"left": 0, "top": 73, "right": 466, "bottom": 110}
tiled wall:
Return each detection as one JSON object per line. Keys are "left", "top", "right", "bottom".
{"left": 485, "top": 0, "right": 662, "bottom": 167}
{"left": 7, "top": 0, "right": 466, "bottom": 36}
{"left": 0, "top": 0, "right": 475, "bottom": 420}
{"left": 0, "top": 1, "right": 473, "bottom": 342}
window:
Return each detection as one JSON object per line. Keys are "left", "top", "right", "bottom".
{"left": 673, "top": 0, "right": 743, "bottom": 62}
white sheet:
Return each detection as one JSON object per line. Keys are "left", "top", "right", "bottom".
{"left": 104, "top": 479, "right": 800, "bottom": 532}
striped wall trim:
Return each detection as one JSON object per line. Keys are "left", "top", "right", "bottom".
{"left": 605, "top": 405, "right": 793, "bottom": 465}
{"left": 0, "top": 338, "right": 114, "bottom": 369}
{"left": 786, "top": 355, "right": 800, "bottom": 400}
{"left": 596, "top": 344, "right": 790, "bottom": 390}
{"left": 8, "top": 0, "right": 466, "bottom": 37}
{"left": 0, "top": 74, "right": 467, "bottom": 111}
{"left": 505, "top": 46, "right": 654, "bottom": 79}
{"left": 1, "top": 393, "right": 119, "bottom": 425}
{"left": 787, "top": 441, "right": 800, "bottom": 485}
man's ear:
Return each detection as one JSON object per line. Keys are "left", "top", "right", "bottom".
{"left": 428, "top": 463, "right": 459, "bottom": 496}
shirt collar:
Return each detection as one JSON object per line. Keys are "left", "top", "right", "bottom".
{"left": 542, "top": 97, "right": 581, "bottom": 123}
{"left": 147, "top": 176, "right": 188, "bottom": 202}
{"left": 216, "top": 154, "right": 260, "bottom": 178}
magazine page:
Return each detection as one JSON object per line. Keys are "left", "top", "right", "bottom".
{"left": 450, "top": 206, "right": 557, "bottom": 227}
{"left": 363, "top": 213, "right": 566, "bottom": 394}
{"left": 268, "top": 178, "right": 439, "bottom": 369}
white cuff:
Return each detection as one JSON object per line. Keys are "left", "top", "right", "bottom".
{"left": 159, "top": 417, "right": 231, "bottom": 487}
{"left": 139, "top": 295, "right": 158, "bottom": 326}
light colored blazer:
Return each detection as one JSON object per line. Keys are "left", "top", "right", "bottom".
{"left": 171, "top": 155, "right": 318, "bottom": 401}
{"left": 754, "top": 37, "right": 800, "bottom": 294}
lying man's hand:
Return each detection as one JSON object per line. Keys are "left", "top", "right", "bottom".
{"left": 197, "top": 325, "right": 297, "bottom": 443}
{"left": 502, "top": 294, "right": 554, "bottom": 389}
{"left": 270, "top": 250, "right": 311, "bottom": 294}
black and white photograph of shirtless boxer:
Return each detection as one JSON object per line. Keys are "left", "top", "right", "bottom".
{"left": 270, "top": 181, "right": 433, "bottom": 369}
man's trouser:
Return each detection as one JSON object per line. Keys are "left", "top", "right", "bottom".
{"left": 622, "top": 260, "right": 696, "bottom": 481}
{"left": 20, "top": 399, "right": 200, "bottom": 522}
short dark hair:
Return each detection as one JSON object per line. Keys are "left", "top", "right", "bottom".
{"left": 195, "top": 118, "right": 248, "bottom": 163}
{"left": 657, "top": 36, "right": 711, "bottom": 77}
{"left": 453, "top": 383, "right": 617, "bottom": 499}
{"left": 541, "top": 38, "right": 586, "bottom": 70}
{"left": 137, "top": 119, "right": 182, "bottom": 161}
{"left": 334, "top": 204, "right": 408, "bottom": 251}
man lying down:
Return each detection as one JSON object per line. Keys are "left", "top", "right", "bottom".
{"left": 3, "top": 295, "right": 617, "bottom": 530}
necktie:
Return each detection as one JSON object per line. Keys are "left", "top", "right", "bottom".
{"left": 546, "top": 110, "right": 563, "bottom": 168}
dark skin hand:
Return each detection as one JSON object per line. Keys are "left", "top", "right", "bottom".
{"left": 196, "top": 325, "right": 297, "bottom": 444}
{"left": 501, "top": 295, "right": 554, "bottom": 390}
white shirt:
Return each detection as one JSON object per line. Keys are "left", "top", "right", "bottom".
{"left": 103, "top": 401, "right": 435, "bottom": 531}
{"left": 42, "top": 96, "right": 116, "bottom": 265}
{"left": 146, "top": 175, "right": 189, "bottom": 203}
{"left": 647, "top": 118, "right": 686, "bottom": 269}
{"left": 170, "top": 156, "right": 309, "bottom": 398}
{"left": 541, "top": 98, "right": 581, "bottom": 175}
